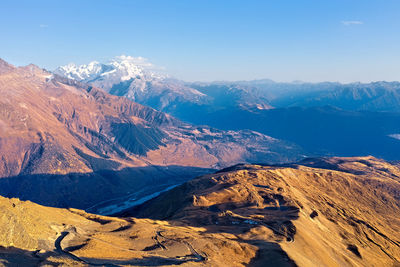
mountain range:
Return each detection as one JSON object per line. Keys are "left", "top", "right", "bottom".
{"left": 55, "top": 56, "right": 400, "bottom": 114}
{"left": 0, "top": 58, "right": 301, "bottom": 212}
{"left": 55, "top": 56, "right": 400, "bottom": 160}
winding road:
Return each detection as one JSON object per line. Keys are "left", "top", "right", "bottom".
{"left": 54, "top": 230, "right": 119, "bottom": 267}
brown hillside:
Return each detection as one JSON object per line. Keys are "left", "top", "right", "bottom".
{"left": 0, "top": 157, "right": 399, "bottom": 266}
{"left": 124, "top": 156, "right": 400, "bottom": 266}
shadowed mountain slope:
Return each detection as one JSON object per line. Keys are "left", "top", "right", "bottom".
{"left": 172, "top": 105, "right": 400, "bottom": 160}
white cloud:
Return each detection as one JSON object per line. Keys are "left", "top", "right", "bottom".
{"left": 113, "top": 55, "right": 165, "bottom": 71}
{"left": 341, "top": 20, "right": 363, "bottom": 26}
{"left": 39, "top": 24, "right": 49, "bottom": 28}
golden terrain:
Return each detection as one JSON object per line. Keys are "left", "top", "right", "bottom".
{"left": 0, "top": 156, "right": 399, "bottom": 266}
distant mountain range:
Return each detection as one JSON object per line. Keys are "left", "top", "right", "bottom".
{"left": 55, "top": 57, "right": 400, "bottom": 113}
{"left": 231, "top": 80, "right": 400, "bottom": 112}
{"left": 56, "top": 56, "right": 400, "bottom": 160}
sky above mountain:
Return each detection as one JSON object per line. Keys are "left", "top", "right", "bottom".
{"left": 1, "top": 0, "right": 400, "bottom": 83}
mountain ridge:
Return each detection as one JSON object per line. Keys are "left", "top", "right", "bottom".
{"left": 121, "top": 156, "right": 400, "bottom": 266}
{"left": 0, "top": 156, "right": 398, "bottom": 266}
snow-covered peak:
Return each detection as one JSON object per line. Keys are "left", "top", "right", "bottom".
{"left": 55, "top": 61, "right": 104, "bottom": 81}
{"left": 107, "top": 55, "right": 163, "bottom": 82}
{"left": 54, "top": 56, "right": 206, "bottom": 108}
{"left": 55, "top": 55, "right": 167, "bottom": 84}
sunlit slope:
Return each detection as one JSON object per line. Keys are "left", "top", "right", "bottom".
{"left": 127, "top": 156, "right": 400, "bottom": 266}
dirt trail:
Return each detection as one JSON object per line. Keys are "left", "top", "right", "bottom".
{"left": 55, "top": 230, "right": 119, "bottom": 266}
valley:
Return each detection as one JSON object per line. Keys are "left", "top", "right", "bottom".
{"left": 3, "top": 1, "right": 400, "bottom": 266}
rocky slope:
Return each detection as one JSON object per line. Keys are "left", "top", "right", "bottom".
{"left": 0, "top": 58, "right": 301, "bottom": 210}
{"left": 0, "top": 195, "right": 259, "bottom": 266}
{"left": 122, "top": 156, "right": 400, "bottom": 266}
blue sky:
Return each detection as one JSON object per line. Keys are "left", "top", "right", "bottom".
{"left": 1, "top": 0, "right": 399, "bottom": 82}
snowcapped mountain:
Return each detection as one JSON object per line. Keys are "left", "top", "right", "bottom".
{"left": 55, "top": 55, "right": 207, "bottom": 110}
{"left": 54, "top": 55, "right": 277, "bottom": 115}
{"left": 55, "top": 55, "right": 167, "bottom": 86}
